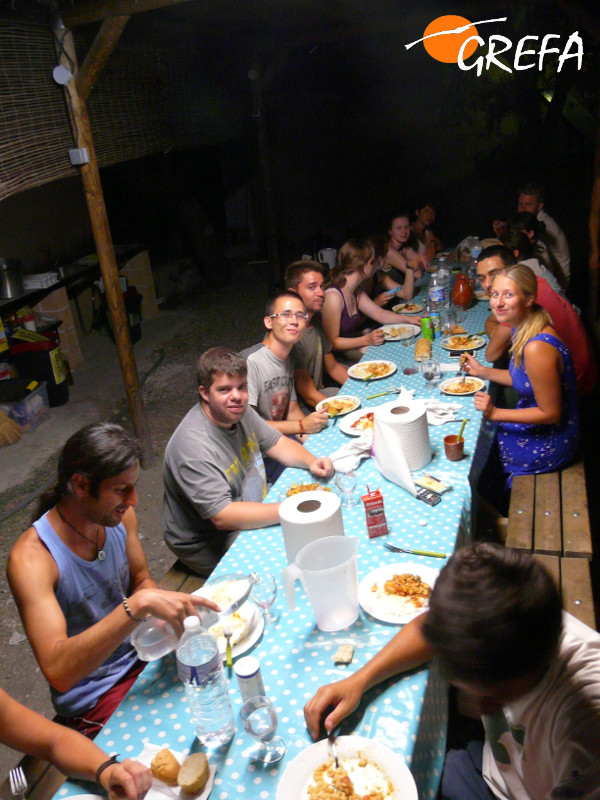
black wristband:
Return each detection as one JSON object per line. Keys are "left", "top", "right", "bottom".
{"left": 96, "top": 755, "right": 120, "bottom": 785}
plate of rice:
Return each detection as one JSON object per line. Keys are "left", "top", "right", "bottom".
{"left": 358, "top": 563, "right": 440, "bottom": 624}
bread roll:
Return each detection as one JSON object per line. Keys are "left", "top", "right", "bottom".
{"left": 451, "top": 325, "right": 466, "bottom": 334}
{"left": 151, "top": 748, "right": 180, "bottom": 785}
{"left": 414, "top": 337, "right": 432, "bottom": 361}
{"left": 178, "top": 752, "right": 210, "bottom": 794}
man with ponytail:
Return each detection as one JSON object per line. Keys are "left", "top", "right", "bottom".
{"left": 7, "top": 422, "right": 217, "bottom": 737}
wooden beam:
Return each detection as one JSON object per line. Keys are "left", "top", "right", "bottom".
{"left": 76, "top": 16, "right": 129, "bottom": 102}
{"left": 52, "top": 14, "right": 155, "bottom": 467}
{"left": 60, "top": 0, "right": 194, "bottom": 28}
{"left": 248, "top": 66, "right": 281, "bottom": 287}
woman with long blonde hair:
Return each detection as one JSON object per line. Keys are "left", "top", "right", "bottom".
{"left": 321, "top": 238, "right": 418, "bottom": 360}
{"left": 463, "top": 263, "right": 579, "bottom": 482}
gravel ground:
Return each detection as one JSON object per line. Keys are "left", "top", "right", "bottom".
{"left": 0, "top": 263, "right": 268, "bottom": 781}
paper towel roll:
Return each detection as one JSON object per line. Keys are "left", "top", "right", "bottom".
{"left": 373, "top": 400, "right": 431, "bottom": 492}
{"left": 279, "top": 490, "right": 344, "bottom": 564}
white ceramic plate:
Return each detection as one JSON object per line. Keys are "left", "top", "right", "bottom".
{"left": 439, "top": 376, "right": 485, "bottom": 396}
{"left": 391, "top": 302, "right": 424, "bottom": 315}
{"left": 67, "top": 795, "right": 103, "bottom": 800}
{"left": 192, "top": 582, "right": 264, "bottom": 661}
{"left": 358, "top": 563, "right": 440, "bottom": 624}
{"left": 276, "top": 735, "right": 417, "bottom": 800}
{"left": 315, "top": 395, "right": 361, "bottom": 416}
{"left": 440, "top": 334, "right": 485, "bottom": 351}
{"left": 347, "top": 361, "right": 397, "bottom": 381}
{"left": 339, "top": 407, "right": 375, "bottom": 437}
{"left": 380, "top": 323, "right": 421, "bottom": 341}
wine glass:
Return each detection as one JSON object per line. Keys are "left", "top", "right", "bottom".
{"left": 240, "top": 695, "right": 286, "bottom": 764}
{"left": 250, "top": 572, "right": 278, "bottom": 624}
{"left": 421, "top": 358, "right": 442, "bottom": 392}
{"left": 335, "top": 469, "right": 358, "bottom": 508}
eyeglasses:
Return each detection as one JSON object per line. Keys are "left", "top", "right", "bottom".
{"left": 269, "top": 310, "right": 309, "bottom": 321}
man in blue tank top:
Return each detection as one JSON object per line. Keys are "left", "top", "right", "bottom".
{"left": 7, "top": 422, "right": 218, "bottom": 738}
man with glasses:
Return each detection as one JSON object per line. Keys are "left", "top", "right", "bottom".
{"left": 247, "top": 291, "right": 330, "bottom": 438}
{"left": 163, "top": 346, "right": 333, "bottom": 575}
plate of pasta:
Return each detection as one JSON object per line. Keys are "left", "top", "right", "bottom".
{"left": 339, "top": 408, "right": 375, "bottom": 436}
{"left": 276, "top": 735, "right": 417, "bottom": 800}
{"left": 347, "top": 361, "right": 397, "bottom": 381}
{"left": 439, "top": 377, "right": 485, "bottom": 396}
{"left": 315, "top": 395, "right": 361, "bottom": 417}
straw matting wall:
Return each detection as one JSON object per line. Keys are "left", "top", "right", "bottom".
{"left": 0, "top": 12, "right": 234, "bottom": 203}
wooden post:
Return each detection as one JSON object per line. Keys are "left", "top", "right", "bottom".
{"left": 52, "top": 13, "right": 155, "bottom": 466}
{"left": 248, "top": 67, "right": 280, "bottom": 290}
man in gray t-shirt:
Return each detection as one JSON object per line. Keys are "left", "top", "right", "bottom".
{"left": 286, "top": 261, "right": 348, "bottom": 409}
{"left": 163, "top": 347, "right": 334, "bottom": 576}
{"left": 246, "top": 291, "right": 329, "bottom": 439}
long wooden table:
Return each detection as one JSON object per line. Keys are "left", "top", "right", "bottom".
{"left": 54, "top": 294, "right": 492, "bottom": 800}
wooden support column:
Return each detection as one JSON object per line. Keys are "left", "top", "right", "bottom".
{"left": 248, "top": 67, "right": 280, "bottom": 289}
{"left": 52, "top": 13, "right": 155, "bottom": 467}
{"left": 76, "top": 16, "right": 129, "bottom": 101}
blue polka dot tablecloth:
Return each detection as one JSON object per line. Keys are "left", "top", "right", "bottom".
{"left": 57, "top": 297, "right": 492, "bottom": 800}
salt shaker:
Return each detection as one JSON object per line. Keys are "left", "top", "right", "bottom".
{"left": 233, "top": 655, "right": 265, "bottom": 703}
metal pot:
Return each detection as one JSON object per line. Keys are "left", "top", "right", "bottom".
{"left": 0, "top": 258, "right": 24, "bottom": 299}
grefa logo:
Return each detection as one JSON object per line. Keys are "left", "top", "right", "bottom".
{"left": 406, "top": 14, "right": 583, "bottom": 75}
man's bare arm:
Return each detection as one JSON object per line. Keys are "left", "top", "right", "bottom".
{"left": 304, "top": 615, "right": 432, "bottom": 739}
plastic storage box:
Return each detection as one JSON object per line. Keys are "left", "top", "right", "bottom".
{"left": 0, "top": 381, "right": 49, "bottom": 432}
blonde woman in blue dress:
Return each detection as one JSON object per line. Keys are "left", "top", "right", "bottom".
{"left": 463, "top": 264, "right": 579, "bottom": 484}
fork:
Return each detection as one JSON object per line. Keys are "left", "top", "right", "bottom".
{"left": 383, "top": 542, "right": 447, "bottom": 559}
{"left": 223, "top": 617, "right": 233, "bottom": 668}
{"left": 9, "top": 766, "right": 27, "bottom": 800}
{"left": 328, "top": 730, "right": 340, "bottom": 769}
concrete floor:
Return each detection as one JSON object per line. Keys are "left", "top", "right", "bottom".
{"left": 0, "top": 263, "right": 268, "bottom": 780}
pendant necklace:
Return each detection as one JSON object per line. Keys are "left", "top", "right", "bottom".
{"left": 55, "top": 504, "right": 106, "bottom": 561}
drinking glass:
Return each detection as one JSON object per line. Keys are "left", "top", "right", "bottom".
{"left": 241, "top": 695, "right": 286, "bottom": 763}
{"left": 251, "top": 572, "right": 278, "bottom": 624}
{"left": 401, "top": 329, "right": 414, "bottom": 348}
{"left": 335, "top": 469, "right": 358, "bottom": 508}
{"left": 440, "top": 308, "right": 456, "bottom": 337}
{"left": 421, "top": 358, "right": 442, "bottom": 392}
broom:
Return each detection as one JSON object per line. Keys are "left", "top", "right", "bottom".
{"left": 0, "top": 409, "right": 21, "bottom": 446}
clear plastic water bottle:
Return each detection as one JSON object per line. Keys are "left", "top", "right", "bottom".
{"left": 176, "top": 616, "right": 235, "bottom": 746}
{"left": 437, "top": 257, "right": 451, "bottom": 309}
{"left": 428, "top": 271, "right": 445, "bottom": 312}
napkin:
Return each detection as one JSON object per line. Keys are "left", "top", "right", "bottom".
{"left": 137, "top": 743, "right": 216, "bottom": 800}
{"left": 422, "top": 400, "right": 464, "bottom": 425}
{"left": 330, "top": 430, "right": 373, "bottom": 472}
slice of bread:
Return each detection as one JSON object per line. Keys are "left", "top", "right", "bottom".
{"left": 151, "top": 748, "right": 180, "bottom": 786}
{"left": 178, "top": 752, "right": 210, "bottom": 794}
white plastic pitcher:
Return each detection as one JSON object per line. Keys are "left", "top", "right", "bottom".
{"left": 281, "top": 536, "right": 359, "bottom": 631}
{"left": 317, "top": 248, "right": 337, "bottom": 271}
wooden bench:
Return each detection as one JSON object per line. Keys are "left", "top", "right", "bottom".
{"left": 505, "top": 460, "right": 596, "bottom": 630}
{"left": 0, "top": 560, "right": 203, "bottom": 800}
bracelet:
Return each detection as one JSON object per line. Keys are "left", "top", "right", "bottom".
{"left": 122, "top": 597, "right": 143, "bottom": 624}
{"left": 298, "top": 418, "right": 305, "bottom": 435}
{"left": 96, "top": 754, "right": 120, "bottom": 785}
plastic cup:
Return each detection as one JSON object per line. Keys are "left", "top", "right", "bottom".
{"left": 444, "top": 434, "right": 464, "bottom": 461}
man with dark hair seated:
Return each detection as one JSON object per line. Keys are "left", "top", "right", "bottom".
{"left": 8, "top": 423, "right": 217, "bottom": 737}
{"left": 163, "top": 346, "right": 334, "bottom": 576}
{"left": 285, "top": 260, "right": 348, "bottom": 410}
{"left": 304, "top": 543, "right": 600, "bottom": 800}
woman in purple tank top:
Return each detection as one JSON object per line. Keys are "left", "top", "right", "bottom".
{"left": 322, "top": 239, "right": 420, "bottom": 359}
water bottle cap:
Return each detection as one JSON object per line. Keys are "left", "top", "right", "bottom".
{"left": 183, "top": 616, "right": 202, "bottom": 632}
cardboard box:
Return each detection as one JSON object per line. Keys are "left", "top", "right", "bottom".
{"left": 0, "top": 381, "right": 49, "bottom": 432}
